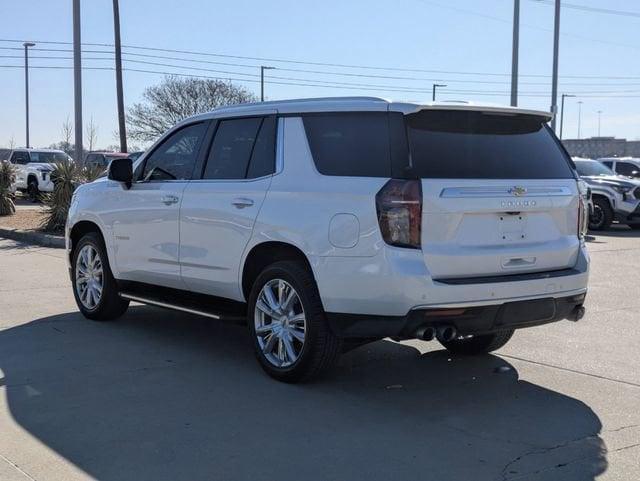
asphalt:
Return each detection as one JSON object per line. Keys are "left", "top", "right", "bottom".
{"left": 0, "top": 229, "right": 639, "bottom": 481}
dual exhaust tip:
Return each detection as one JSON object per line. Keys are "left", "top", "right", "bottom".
{"left": 415, "top": 325, "right": 457, "bottom": 342}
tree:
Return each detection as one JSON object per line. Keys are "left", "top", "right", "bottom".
{"left": 127, "top": 76, "right": 256, "bottom": 143}
{"left": 8, "top": 136, "right": 15, "bottom": 149}
{"left": 85, "top": 116, "right": 98, "bottom": 152}
{"left": 53, "top": 116, "right": 74, "bottom": 155}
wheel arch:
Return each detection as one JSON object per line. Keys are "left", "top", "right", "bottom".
{"left": 240, "top": 241, "right": 318, "bottom": 303}
{"left": 69, "top": 220, "right": 107, "bottom": 264}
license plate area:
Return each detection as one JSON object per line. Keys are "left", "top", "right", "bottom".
{"left": 498, "top": 213, "right": 527, "bottom": 242}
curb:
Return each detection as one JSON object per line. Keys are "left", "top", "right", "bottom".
{"left": 0, "top": 227, "right": 65, "bottom": 249}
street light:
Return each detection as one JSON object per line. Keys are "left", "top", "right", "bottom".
{"left": 597, "top": 110, "right": 603, "bottom": 137}
{"left": 432, "top": 84, "right": 447, "bottom": 101}
{"left": 550, "top": 0, "right": 561, "bottom": 132}
{"left": 577, "top": 101, "right": 583, "bottom": 139}
{"left": 23, "top": 42, "right": 35, "bottom": 149}
{"left": 559, "top": 93, "right": 575, "bottom": 140}
{"left": 511, "top": 0, "right": 520, "bottom": 107}
{"left": 260, "top": 66, "right": 275, "bottom": 102}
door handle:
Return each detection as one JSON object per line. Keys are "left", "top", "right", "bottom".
{"left": 232, "top": 197, "right": 254, "bottom": 208}
{"left": 161, "top": 195, "right": 179, "bottom": 205}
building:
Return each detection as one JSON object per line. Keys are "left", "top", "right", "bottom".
{"left": 562, "top": 137, "right": 640, "bottom": 159}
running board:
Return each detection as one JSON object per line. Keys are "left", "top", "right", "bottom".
{"left": 117, "top": 282, "right": 247, "bottom": 323}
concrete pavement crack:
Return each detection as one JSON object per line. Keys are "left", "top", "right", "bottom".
{"left": 0, "top": 453, "right": 37, "bottom": 481}
{"left": 500, "top": 354, "right": 640, "bottom": 389}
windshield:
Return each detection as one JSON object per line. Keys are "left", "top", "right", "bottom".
{"left": 574, "top": 160, "right": 615, "bottom": 177}
{"left": 405, "top": 110, "right": 574, "bottom": 179}
{"left": 30, "top": 151, "right": 71, "bottom": 163}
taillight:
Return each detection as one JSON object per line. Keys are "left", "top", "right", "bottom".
{"left": 376, "top": 179, "right": 422, "bottom": 249}
{"left": 577, "top": 180, "right": 589, "bottom": 238}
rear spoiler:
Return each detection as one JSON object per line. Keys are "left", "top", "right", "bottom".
{"left": 389, "top": 102, "right": 553, "bottom": 122}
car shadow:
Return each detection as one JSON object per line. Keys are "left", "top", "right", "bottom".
{"left": 589, "top": 224, "right": 640, "bottom": 238}
{"left": 0, "top": 306, "right": 607, "bottom": 481}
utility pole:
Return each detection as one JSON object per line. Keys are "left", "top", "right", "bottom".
{"left": 432, "top": 83, "right": 446, "bottom": 101}
{"left": 511, "top": 0, "right": 520, "bottom": 107}
{"left": 260, "top": 66, "right": 275, "bottom": 102}
{"left": 73, "top": 0, "right": 83, "bottom": 163}
{"left": 23, "top": 42, "right": 35, "bottom": 149}
{"left": 577, "top": 101, "right": 583, "bottom": 139}
{"left": 112, "top": 0, "right": 127, "bottom": 153}
{"left": 559, "top": 93, "right": 575, "bottom": 140}
{"left": 597, "top": 110, "right": 603, "bottom": 137}
{"left": 550, "top": 0, "right": 561, "bottom": 132}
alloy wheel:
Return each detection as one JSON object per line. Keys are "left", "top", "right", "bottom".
{"left": 75, "top": 244, "right": 104, "bottom": 310}
{"left": 254, "top": 279, "right": 306, "bottom": 368}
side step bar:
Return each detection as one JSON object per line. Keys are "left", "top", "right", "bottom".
{"left": 117, "top": 282, "right": 247, "bottom": 323}
{"left": 119, "top": 293, "right": 224, "bottom": 320}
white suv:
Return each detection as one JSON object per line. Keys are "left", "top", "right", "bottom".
{"left": 7, "top": 148, "right": 71, "bottom": 201}
{"left": 66, "top": 97, "right": 590, "bottom": 382}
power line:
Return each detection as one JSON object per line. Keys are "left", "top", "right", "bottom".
{"left": 529, "top": 0, "right": 640, "bottom": 19}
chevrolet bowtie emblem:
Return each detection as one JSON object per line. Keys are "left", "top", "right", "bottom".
{"left": 509, "top": 186, "right": 527, "bottom": 196}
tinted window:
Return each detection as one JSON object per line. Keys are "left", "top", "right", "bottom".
{"left": 616, "top": 162, "right": 639, "bottom": 176}
{"left": 406, "top": 111, "right": 574, "bottom": 179}
{"left": 11, "top": 151, "right": 29, "bottom": 164}
{"left": 247, "top": 116, "right": 277, "bottom": 179}
{"left": 30, "top": 152, "right": 69, "bottom": 163}
{"left": 0, "top": 149, "right": 10, "bottom": 161}
{"left": 602, "top": 161, "right": 613, "bottom": 168}
{"left": 303, "top": 113, "right": 391, "bottom": 177}
{"left": 574, "top": 160, "right": 614, "bottom": 177}
{"left": 203, "top": 117, "right": 262, "bottom": 179}
{"left": 142, "top": 122, "right": 206, "bottom": 181}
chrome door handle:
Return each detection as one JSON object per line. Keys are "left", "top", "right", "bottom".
{"left": 232, "top": 197, "right": 254, "bottom": 208}
{"left": 161, "top": 195, "right": 179, "bottom": 205}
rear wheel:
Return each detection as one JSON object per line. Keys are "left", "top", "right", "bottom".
{"left": 589, "top": 197, "right": 613, "bottom": 231}
{"left": 71, "top": 232, "right": 129, "bottom": 321}
{"left": 247, "top": 261, "right": 341, "bottom": 383}
{"left": 439, "top": 329, "right": 514, "bottom": 355}
{"left": 628, "top": 224, "right": 640, "bottom": 230}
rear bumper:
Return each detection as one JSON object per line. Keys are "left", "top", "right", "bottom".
{"left": 327, "top": 292, "right": 586, "bottom": 339}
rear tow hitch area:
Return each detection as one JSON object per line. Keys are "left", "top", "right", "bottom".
{"left": 568, "top": 305, "right": 586, "bottom": 322}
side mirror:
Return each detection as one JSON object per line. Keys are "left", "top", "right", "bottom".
{"left": 108, "top": 157, "right": 133, "bottom": 189}
{"left": 631, "top": 171, "right": 640, "bottom": 178}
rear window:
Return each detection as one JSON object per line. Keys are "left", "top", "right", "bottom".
{"left": 303, "top": 113, "right": 391, "bottom": 177}
{"left": 406, "top": 110, "right": 574, "bottom": 179}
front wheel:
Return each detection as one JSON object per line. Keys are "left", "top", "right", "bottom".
{"left": 589, "top": 197, "right": 613, "bottom": 231}
{"left": 247, "top": 261, "right": 341, "bottom": 383}
{"left": 71, "top": 232, "right": 129, "bottom": 321}
{"left": 439, "top": 329, "right": 515, "bottom": 355}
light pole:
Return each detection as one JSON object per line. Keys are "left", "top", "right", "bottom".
{"left": 577, "top": 101, "right": 583, "bottom": 139}
{"left": 559, "top": 93, "right": 575, "bottom": 140}
{"left": 73, "top": 0, "right": 83, "bottom": 163}
{"left": 432, "top": 83, "right": 446, "bottom": 101}
{"left": 23, "top": 42, "right": 35, "bottom": 149}
{"left": 112, "top": 0, "right": 127, "bottom": 153}
{"left": 260, "top": 66, "right": 275, "bottom": 102}
{"left": 511, "top": 0, "right": 520, "bottom": 106}
{"left": 597, "top": 110, "right": 603, "bottom": 137}
{"left": 550, "top": 0, "right": 561, "bottom": 132}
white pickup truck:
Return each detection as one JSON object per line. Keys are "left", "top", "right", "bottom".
{"left": 6, "top": 148, "right": 71, "bottom": 201}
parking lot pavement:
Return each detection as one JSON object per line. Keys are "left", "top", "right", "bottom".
{"left": 13, "top": 198, "right": 45, "bottom": 211}
{"left": 0, "top": 231, "right": 639, "bottom": 481}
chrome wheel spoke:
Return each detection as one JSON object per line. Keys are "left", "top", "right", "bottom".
{"left": 254, "top": 278, "right": 307, "bottom": 368}
{"left": 75, "top": 245, "right": 104, "bottom": 310}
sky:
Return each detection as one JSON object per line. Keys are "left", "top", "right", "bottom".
{"left": 1, "top": 0, "right": 639, "bottom": 149}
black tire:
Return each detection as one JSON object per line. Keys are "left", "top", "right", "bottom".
{"left": 439, "top": 329, "right": 515, "bottom": 355}
{"left": 589, "top": 197, "right": 614, "bottom": 231}
{"left": 71, "top": 232, "right": 129, "bottom": 321}
{"left": 628, "top": 224, "right": 640, "bottom": 230}
{"left": 247, "top": 261, "right": 341, "bottom": 383}
{"left": 27, "top": 179, "right": 39, "bottom": 203}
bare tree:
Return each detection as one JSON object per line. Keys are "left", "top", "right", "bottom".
{"left": 85, "top": 116, "right": 99, "bottom": 152}
{"left": 62, "top": 115, "right": 73, "bottom": 146}
{"left": 127, "top": 76, "right": 256, "bottom": 143}
{"left": 8, "top": 136, "right": 15, "bottom": 149}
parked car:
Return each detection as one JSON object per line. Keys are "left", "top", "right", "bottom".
{"left": 66, "top": 97, "right": 589, "bottom": 382}
{"left": 598, "top": 157, "right": 640, "bottom": 179}
{"left": 573, "top": 158, "right": 640, "bottom": 230}
{"left": 6, "top": 148, "right": 71, "bottom": 201}
{"left": 85, "top": 151, "right": 129, "bottom": 169}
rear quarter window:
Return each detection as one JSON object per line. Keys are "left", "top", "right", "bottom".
{"left": 406, "top": 110, "right": 574, "bottom": 179}
{"left": 302, "top": 112, "right": 391, "bottom": 177}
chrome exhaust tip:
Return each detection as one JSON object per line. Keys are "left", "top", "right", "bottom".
{"left": 436, "top": 325, "right": 457, "bottom": 342}
{"left": 416, "top": 326, "right": 436, "bottom": 341}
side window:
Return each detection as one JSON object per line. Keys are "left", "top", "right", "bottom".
{"left": 11, "top": 151, "right": 30, "bottom": 165}
{"left": 602, "top": 161, "right": 613, "bottom": 169}
{"left": 141, "top": 122, "right": 207, "bottom": 181}
{"left": 247, "top": 116, "right": 277, "bottom": 179}
{"left": 302, "top": 113, "right": 391, "bottom": 177}
{"left": 616, "top": 162, "right": 637, "bottom": 176}
{"left": 202, "top": 117, "right": 263, "bottom": 180}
